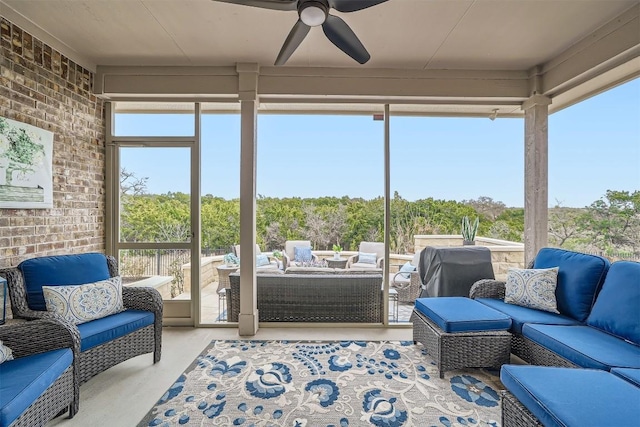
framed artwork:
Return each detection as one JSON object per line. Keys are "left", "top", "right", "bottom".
{"left": 0, "top": 117, "right": 54, "bottom": 209}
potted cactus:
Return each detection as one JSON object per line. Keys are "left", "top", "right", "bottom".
{"left": 461, "top": 216, "right": 479, "bottom": 245}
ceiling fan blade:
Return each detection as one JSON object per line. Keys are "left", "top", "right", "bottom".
{"left": 329, "top": 0, "right": 388, "bottom": 13}
{"left": 211, "top": 0, "right": 297, "bottom": 11}
{"left": 322, "top": 14, "right": 370, "bottom": 64}
{"left": 275, "top": 19, "right": 311, "bottom": 65}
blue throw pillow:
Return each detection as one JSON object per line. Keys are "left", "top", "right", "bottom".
{"left": 294, "top": 246, "right": 313, "bottom": 262}
{"left": 256, "top": 254, "right": 270, "bottom": 267}
{"left": 359, "top": 252, "right": 377, "bottom": 265}
{"left": 399, "top": 261, "right": 416, "bottom": 279}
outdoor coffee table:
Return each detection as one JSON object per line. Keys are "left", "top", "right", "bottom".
{"left": 412, "top": 297, "right": 512, "bottom": 378}
{"left": 325, "top": 257, "right": 348, "bottom": 268}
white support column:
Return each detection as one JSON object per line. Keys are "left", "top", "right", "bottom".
{"left": 237, "top": 63, "right": 259, "bottom": 336}
{"left": 522, "top": 95, "right": 551, "bottom": 265}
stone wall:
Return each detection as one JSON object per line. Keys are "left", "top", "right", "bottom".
{"left": 0, "top": 17, "right": 105, "bottom": 269}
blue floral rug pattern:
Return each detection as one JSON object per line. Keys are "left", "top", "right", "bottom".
{"left": 139, "top": 340, "right": 502, "bottom": 426}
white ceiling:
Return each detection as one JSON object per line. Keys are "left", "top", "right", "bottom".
{"left": 1, "top": 0, "right": 638, "bottom": 115}
{"left": 1, "top": 0, "right": 636, "bottom": 70}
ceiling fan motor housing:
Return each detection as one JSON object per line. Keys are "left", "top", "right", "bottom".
{"left": 299, "top": 0, "right": 329, "bottom": 26}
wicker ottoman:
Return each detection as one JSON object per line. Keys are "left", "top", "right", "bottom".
{"left": 412, "top": 297, "right": 512, "bottom": 378}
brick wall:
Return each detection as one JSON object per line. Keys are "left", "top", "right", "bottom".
{"left": 0, "top": 17, "right": 105, "bottom": 269}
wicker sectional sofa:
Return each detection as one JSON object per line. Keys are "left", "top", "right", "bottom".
{"left": 467, "top": 248, "right": 640, "bottom": 425}
{"left": 228, "top": 272, "right": 384, "bottom": 323}
{"left": 0, "top": 319, "right": 78, "bottom": 426}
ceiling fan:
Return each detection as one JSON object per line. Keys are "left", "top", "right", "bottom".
{"left": 212, "top": 0, "right": 388, "bottom": 65}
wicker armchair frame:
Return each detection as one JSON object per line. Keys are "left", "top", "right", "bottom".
{"left": 0, "top": 319, "right": 79, "bottom": 424}
{"left": 0, "top": 255, "right": 163, "bottom": 384}
{"left": 390, "top": 270, "right": 421, "bottom": 303}
{"left": 228, "top": 273, "right": 384, "bottom": 323}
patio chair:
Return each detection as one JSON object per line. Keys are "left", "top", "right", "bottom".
{"left": 1, "top": 253, "right": 163, "bottom": 385}
{"left": 390, "top": 252, "right": 421, "bottom": 303}
{"left": 282, "top": 240, "right": 318, "bottom": 270}
{"left": 234, "top": 244, "right": 279, "bottom": 270}
{"left": 347, "top": 241, "right": 385, "bottom": 270}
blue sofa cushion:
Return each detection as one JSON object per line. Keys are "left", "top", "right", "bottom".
{"left": 501, "top": 365, "right": 640, "bottom": 427}
{"left": 611, "top": 368, "right": 640, "bottom": 388}
{"left": 19, "top": 253, "right": 111, "bottom": 311}
{"left": 476, "top": 298, "right": 579, "bottom": 334}
{"left": 78, "top": 309, "right": 154, "bottom": 352}
{"left": 533, "top": 248, "right": 610, "bottom": 322}
{"left": 0, "top": 348, "right": 73, "bottom": 427}
{"left": 522, "top": 324, "right": 640, "bottom": 370}
{"left": 414, "top": 297, "right": 511, "bottom": 333}
{"left": 587, "top": 261, "right": 640, "bottom": 345}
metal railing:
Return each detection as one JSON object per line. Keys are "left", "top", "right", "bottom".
{"left": 118, "top": 248, "right": 226, "bottom": 277}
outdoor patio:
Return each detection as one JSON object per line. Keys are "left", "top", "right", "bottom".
{"left": 123, "top": 235, "right": 525, "bottom": 324}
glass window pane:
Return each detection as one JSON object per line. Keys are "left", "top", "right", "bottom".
{"left": 114, "top": 102, "right": 195, "bottom": 136}
{"left": 119, "top": 147, "right": 191, "bottom": 243}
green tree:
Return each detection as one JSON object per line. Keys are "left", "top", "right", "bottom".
{"left": 583, "top": 190, "right": 640, "bottom": 254}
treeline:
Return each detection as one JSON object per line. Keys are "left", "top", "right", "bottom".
{"left": 120, "top": 188, "right": 639, "bottom": 258}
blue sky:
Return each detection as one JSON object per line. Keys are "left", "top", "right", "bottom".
{"left": 117, "top": 78, "right": 639, "bottom": 208}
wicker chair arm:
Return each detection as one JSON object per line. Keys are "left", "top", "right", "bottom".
{"left": 469, "top": 279, "right": 506, "bottom": 299}
{"left": 282, "top": 253, "right": 292, "bottom": 270}
{"left": 0, "top": 318, "right": 80, "bottom": 359}
{"left": 106, "top": 255, "right": 119, "bottom": 277}
{"left": 376, "top": 257, "right": 385, "bottom": 269}
{"left": 346, "top": 254, "right": 358, "bottom": 268}
{"left": 122, "top": 286, "right": 163, "bottom": 316}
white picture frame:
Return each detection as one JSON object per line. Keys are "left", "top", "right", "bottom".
{"left": 0, "top": 117, "right": 54, "bottom": 209}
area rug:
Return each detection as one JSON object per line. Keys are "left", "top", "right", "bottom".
{"left": 139, "top": 340, "right": 503, "bottom": 426}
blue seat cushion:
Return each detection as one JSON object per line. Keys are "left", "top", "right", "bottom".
{"left": 19, "top": 253, "right": 111, "bottom": 311}
{"left": 0, "top": 348, "right": 73, "bottom": 427}
{"left": 532, "top": 248, "right": 610, "bottom": 322}
{"left": 78, "top": 309, "right": 154, "bottom": 352}
{"left": 587, "top": 261, "right": 640, "bottom": 345}
{"left": 476, "top": 298, "right": 580, "bottom": 334}
{"left": 501, "top": 365, "right": 640, "bottom": 427}
{"left": 611, "top": 368, "right": 640, "bottom": 388}
{"left": 414, "top": 297, "right": 511, "bottom": 333}
{"left": 522, "top": 324, "right": 640, "bottom": 370}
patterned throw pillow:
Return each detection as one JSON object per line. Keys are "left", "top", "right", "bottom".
{"left": 43, "top": 276, "right": 124, "bottom": 325}
{"left": 294, "top": 246, "right": 313, "bottom": 263}
{"left": 358, "top": 252, "right": 377, "bottom": 265}
{"left": 256, "top": 254, "right": 271, "bottom": 267}
{"left": 504, "top": 267, "right": 560, "bottom": 313}
{"left": 0, "top": 340, "right": 13, "bottom": 364}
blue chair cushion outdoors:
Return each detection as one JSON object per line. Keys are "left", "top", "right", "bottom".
{"left": 522, "top": 324, "right": 640, "bottom": 371}
{"left": 532, "top": 248, "right": 610, "bottom": 322}
{"left": 476, "top": 298, "right": 580, "bottom": 334}
{"left": 78, "top": 309, "right": 154, "bottom": 352}
{"left": 501, "top": 365, "right": 640, "bottom": 427}
{"left": 611, "top": 368, "right": 640, "bottom": 388}
{"left": 19, "top": 253, "right": 111, "bottom": 311}
{"left": 0, "top": 348, "right": 73, "bottom": 427}
{"left": 414, "top": 297, "right": 511, "bottom": 333}
{"left": 587, "top": 261, "right": 640, "bottom": 345}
